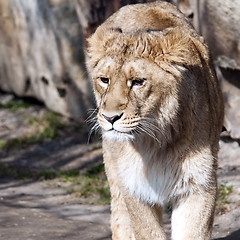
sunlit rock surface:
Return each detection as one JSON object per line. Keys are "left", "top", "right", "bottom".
{"left": 0, "top": 0, "right": 93, "bottom": 119}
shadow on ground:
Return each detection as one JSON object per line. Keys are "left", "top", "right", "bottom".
{"left": 214, "top": 229, "right": 240, "bottom": 240}
{"left": 0, "top": 178, "right": 111, "bottom": 240}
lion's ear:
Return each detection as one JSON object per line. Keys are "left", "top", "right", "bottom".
{"left": 189, "top": 34, "right": 219, "bottom": 82}
{"left": 189, "top": 35, "right": 210, "bottom": 64}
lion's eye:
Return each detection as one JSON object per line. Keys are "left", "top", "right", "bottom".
{"left": 132, "top": 78, "right": 145, "bottom": 86}
{"left": 100, "top": 77, "right": 109, "bottom": 84}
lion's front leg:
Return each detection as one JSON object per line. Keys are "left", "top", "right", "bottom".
{"left": 123, "top": 190, "right": 167, "bottom": 240}
{"left": 171, "top": 191, "right": 216, "bottom": 240}
{"left": 103, "top": 150, "right": 135, "bottom": 240}
{"left": 111, "top": 190, "right": 136, "bottom": 240}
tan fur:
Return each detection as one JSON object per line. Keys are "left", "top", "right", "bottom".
{"left": 87, "top": 1, "right": 224, "bottom": 240}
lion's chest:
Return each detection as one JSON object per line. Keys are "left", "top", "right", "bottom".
{"left": 116, "top": 149, "right": 176, "bottom": 205}
{"left": 116, "top": 147, "right": 197, "bottom": 206}
{"left": 105, "top": 141, "right": 212, "bottom": 206}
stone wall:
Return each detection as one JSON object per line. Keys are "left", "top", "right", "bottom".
{"left": 0, "top": 0, "right": 93, "bottom": 119}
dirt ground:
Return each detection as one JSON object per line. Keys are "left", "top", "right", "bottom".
{"left": 0, "top": 95, "right": 239, "bottom": 240}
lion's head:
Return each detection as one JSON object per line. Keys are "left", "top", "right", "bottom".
{"left": 87, "top": 3, "right": 223, "bottom": 147}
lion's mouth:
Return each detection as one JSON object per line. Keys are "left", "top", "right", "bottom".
{"left": 104, "top": 129, "right": 135, "bottom": 141}
{"left": 110, "top": 128, "right": 136, "bottom": 135}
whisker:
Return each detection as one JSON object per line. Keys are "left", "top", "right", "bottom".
{"left": 131, "top": 128, "right": 141, "bottom": 137}
{"left": 86, "top": 116, "right": 98, "bottom": 125}
{"left": 141, "top": 118, "right": 163, "bottom": 136}
{"left": 86, "top": 107, "right": 99, "bottom": 123}
{"left": 137, "top": 124, "right": 161, "bottom": 144}
{"left": 87, "top": 121, "right": 101, "bottom": 144}
{"left": 138, "top": 119, "right": 163, "bottom": 144}
{"left": 86, "top": 107, "right": 101, "bottom": 144}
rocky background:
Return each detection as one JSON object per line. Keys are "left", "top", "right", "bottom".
{"left": 0, "top": 0, "right": 93, "bottom": 119}
{"left": 0, "top": 1, "right": 240, "bottom": 239}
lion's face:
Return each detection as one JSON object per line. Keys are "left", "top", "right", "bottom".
{"left": 91, "top": 58, "right": 182, "bottom": 141}
{"left": 88, "top": 28, "right": 199, "bottom": 142}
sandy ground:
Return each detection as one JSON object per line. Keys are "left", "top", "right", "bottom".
{"left": 0, "top": 99, "right": 239, "bottom": 240}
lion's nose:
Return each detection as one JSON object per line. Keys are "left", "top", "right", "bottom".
{"left": 102, "top": 113, "right": 123, "bottom": 125}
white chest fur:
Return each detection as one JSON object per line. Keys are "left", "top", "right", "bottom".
{"left": 116, "top": 142, "right": 212, "bottom": 206}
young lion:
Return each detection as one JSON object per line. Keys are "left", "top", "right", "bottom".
{"left": 87, "top": 1, "right": 224, "bottom": 239}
